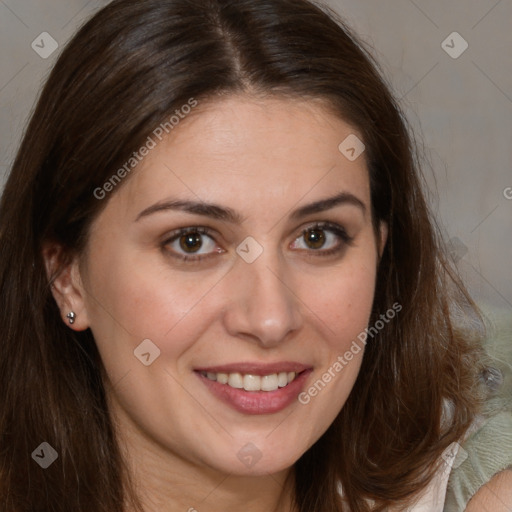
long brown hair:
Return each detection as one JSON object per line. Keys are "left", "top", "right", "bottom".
{"left": 0, "top": 1, "right": 488, "bottom": 510}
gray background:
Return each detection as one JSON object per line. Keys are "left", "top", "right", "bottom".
{"left": 0, "top": 0, "right": 511, "bottom": 328}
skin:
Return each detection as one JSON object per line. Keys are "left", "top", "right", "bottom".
{"left": 465, "top": 470, "right": 512, "bottom": 511}
{"left": 46, "top": 95, "right": 387, "bottom": 512}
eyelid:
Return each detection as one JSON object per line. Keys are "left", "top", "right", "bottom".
{"left": 161, "top": 221, "right": 353, "bottom": 264}
{"left": 162, "top": 226, "right": 215, "bottom": 243}
{"left": 296, "top": 221, "right": 353, "bottom": 244}
{"left": 162, "top": 226, "right": 224, "bottom": 262}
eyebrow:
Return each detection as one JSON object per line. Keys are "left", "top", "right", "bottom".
{"left": 290, "top": 191, "right": 366, "bottom": 220}
{"left": 135, "top": 191, "right": 366, "bottom": 223}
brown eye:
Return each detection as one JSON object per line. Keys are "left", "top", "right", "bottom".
{"left": 179, "top": 232, "right": 203, "bottom": 253}
{"left": 290, "top": 222, "right": 353, "bottom": 256}
{"left": 304, "top": 228, "right": 326, "bottom": 249}
{"left": 164, "top": 227, "right": 220, "bottom": 261}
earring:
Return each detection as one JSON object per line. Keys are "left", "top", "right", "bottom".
{"left": 66, "top": 311, "right": 76, "bottom": 325}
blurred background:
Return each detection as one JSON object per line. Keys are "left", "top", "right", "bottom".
{"left": 0, "top": 0, "right": 511, "bottom": 332}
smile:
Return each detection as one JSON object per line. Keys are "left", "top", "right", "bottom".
{"left": 199, "top": 370, "right": 298, "bottom": 392}
{"left": 194, "top": 363, "right": 312, "bottom": 415}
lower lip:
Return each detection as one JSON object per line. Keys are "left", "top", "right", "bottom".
{"left": 195, "top": 370, "right": 312, "bottom": 415}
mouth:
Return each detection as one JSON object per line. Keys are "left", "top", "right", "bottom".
{"left": 198, "top": 369, "right": 301, "bottom": 391}
{"left": 194, "top": 362, "right": 312, "bottom": 415}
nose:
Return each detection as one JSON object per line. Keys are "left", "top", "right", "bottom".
{"left": 222, "top": 250, "right": 303, "bottom": 348}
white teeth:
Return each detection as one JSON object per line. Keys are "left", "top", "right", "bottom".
{"left": 277, "top": 372, "right": 288, "bottom": 388}
{"left": 201, "top": 370, "right": 298, "bottom": 391}
{"left": 261, "top": 374, "right": 279, "bottom": 391}
{"left": 228, "top": 372, "right": 244, "bottom": 389}
{"left": 243, "top": 374, "right": 261, "bottom": 391}
{"left": 216, "top": 372, "right": 229, "bottom": 384}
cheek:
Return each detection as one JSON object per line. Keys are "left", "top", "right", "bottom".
{"left": 83, "top": 249, "right": 228, "bottom": 370}
{"left": 294, "top": 259, "right": 376, "bottom": 436}
{"left": 307, "top": 256, "right": 378, "bottom": 346}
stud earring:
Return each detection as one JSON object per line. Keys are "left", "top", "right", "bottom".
{"left": 66, "top": 311, "right": 76, "bottom": 325}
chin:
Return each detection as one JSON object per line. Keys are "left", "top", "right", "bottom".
{"left": 203, "top": 448, "right": 302, "bottom": 477}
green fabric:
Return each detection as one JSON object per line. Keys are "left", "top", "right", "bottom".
{"left": 444, "top": 330, "right": 512, "bottom": 511}
{"left": 444, "top": 411, "right": 512, "bottom": 511}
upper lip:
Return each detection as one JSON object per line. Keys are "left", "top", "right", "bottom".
{"left": 194, "top": 362, "right": 312, "bottom": 376}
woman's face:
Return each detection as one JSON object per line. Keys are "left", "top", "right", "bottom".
{"left": 70, "top": 95, "right": 385, "bottom": 476}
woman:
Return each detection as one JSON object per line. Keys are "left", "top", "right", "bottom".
{"left": 0, "top": 0, "right": 510, "bottom": 511}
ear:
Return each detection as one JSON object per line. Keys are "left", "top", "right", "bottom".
{"left": 377, "top": 221, "right": 388, "bottom": 261}
{"left": 42, "top": 243, "right": 90, "bottom": 331}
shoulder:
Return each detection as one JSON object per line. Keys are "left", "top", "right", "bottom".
{"left": 464, "top": 469, "right": 512, "bottom": 511}
{"left": 444, "top": 410, "right": 512, "bottom": 511}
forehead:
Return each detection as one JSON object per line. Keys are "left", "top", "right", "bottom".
{"left": 112, "top": 95, "right": 370, "bottom": 221}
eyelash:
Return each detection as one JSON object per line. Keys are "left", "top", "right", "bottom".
{"left": 299, "top": 222, "right": 354, "bottom": 257}
{"left": 162, "top": 222, "right": 354, "bottom": 263}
